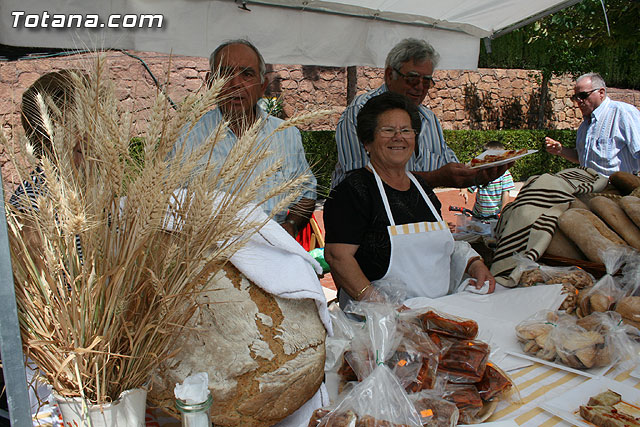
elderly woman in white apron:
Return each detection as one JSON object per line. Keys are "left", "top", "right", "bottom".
{"left": 324, "top": 92, "right": 495, "bottom": 307}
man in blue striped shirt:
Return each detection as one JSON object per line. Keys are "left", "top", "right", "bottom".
{"left": 333, "top": 38, "right": 510, "bottom": 189}
{"left": 176, "top": 40, "right": 316, "bottom": 237}
{"left": 545, "top": 72, "right": 640, "bottom": 177}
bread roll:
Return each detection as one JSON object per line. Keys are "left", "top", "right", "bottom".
{"left": 610, "top": 171, "right": 640, "bottom": 195}
{"left": 616, "top": 296, "right": 640, "bottom": 329}
{"left": 588, "top": 196, "right": 640, "bottom": 250}
{"left": 620, "top": 196, "right": 640, "bottom": 229}
{"left": 558, "top": 209, "right": 626, "bottom": 263}
{"left": 544, "top": 228, "right": 587, "bottom": 260}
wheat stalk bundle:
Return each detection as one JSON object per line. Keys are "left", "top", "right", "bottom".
{"left": 3, "top": 54, "right": 326, "bottom": 405}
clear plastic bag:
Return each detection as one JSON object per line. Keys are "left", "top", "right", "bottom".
{"left": 313, "top": 365, "right": 423, "bottom": 427}
{"left": 404, "top": 308, "right": 479, "bottom": 340}
{"left": 437, "top": 337, "right": 490, "bottom": 384}
{"left": 408, "top": 389, "right": 459, "bottom": 427}
{"left": 578, "top": 247, "right": 630, "bottom": 317}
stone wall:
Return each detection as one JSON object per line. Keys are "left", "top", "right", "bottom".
{"left": 2, "top": 50, "right": 640, "bottom": 192}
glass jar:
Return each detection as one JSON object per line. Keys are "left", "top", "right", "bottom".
{"left": 176, "top": 394, "right": 213, "bottom": 427}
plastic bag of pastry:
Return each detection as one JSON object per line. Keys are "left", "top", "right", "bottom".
{"left": 316, "top": 364, "right": 423, "bottom": 427}
{"left": 399, "top": 307, "right": 479, "bottom": 340}
{"left": 475, "top": 362, "right": 520, "bottom": 403}
{"left": 578, "top": 247, "right": 630, "bottom": 317}
{"left": 387, "top": 321, "right": 441, "bottom": 392}
{"left": 408, "top": 389, "right": 459, "bottom": 427}
{"left": 514, "top": 310, "right": 565, "bottom": 361}
{"left": 510, "top": 253, "right": 548, "bottom": 287}
{"left": 326, "top": 303, "right": 360, "bottom": 371}
{"left": 343, "top": 302, "right": 403, "bottom": 380}
{"left": 552, "top": 320, "right": 610, "bottom": 369}
{"left": 437, "top": 337, "right": 490, "bottom": 383}
{"left": 441, "top": 383, "right": 484, "bottom": 424}
{"left": 578, "top": 311, "right": 640, "bottom": 371}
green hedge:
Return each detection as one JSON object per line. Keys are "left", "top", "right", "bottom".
{"left": 301, "top": 129, "right": 579, "bottom": 196}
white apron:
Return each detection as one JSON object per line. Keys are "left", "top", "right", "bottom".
{"left": 371, "top": 164, "right": 454, "bottom": 298}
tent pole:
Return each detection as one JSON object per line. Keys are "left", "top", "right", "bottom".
{"left": 0, "top": 172, "right": 32, "bottom": 426}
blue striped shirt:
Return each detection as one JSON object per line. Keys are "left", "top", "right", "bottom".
{"left": 576, "top": 97, "right": 640, "bottom": 177}
{"left": 332, "top": 84, "right": 459, "bottom": 188}
{"left": 176, "top": 106, "right": 316, "bottom": 223}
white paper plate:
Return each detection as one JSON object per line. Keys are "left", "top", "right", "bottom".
{"left": 469, "top": 149, "right": 538, "bottom": 169}
{"left": 505, "top": 351, "right": 614, "bottom": 378}
{"left": 539, "top": 377, "right": 640, "bottom": 427}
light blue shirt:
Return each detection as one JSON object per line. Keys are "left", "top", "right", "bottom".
{"left": 176, "top": 106, "right": 316, "bottom": 223}
{"left": 332, "top": 84, "right": 459, "bottom": 188}
{"left": 576, "top": 97, "right": 640, "bottom": 177}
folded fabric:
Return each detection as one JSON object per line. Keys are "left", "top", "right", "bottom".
{"left": 490, "top": 167, "right": 608, "bottom": 287}
{"left": 166, "top": 189, "right": 332, "bottom": 335}
{"left": 230, "top": 206, "right": 333, "bottom": 336}
{"left": 457, "top": 278, "right": 492, "bottom": 294}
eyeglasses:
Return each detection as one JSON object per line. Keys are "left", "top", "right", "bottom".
{"left": 377, "top": 127, "right": 417, "bottom": 139}
{"left": 571, "top": 88, "right": 600, "bottom": 101}
{"left": 393, "top": 68, "right": 435, "bottom": 88}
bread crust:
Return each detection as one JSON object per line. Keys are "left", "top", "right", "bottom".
{"left": 558, "top": 209, "right": 626, "bottom": 263}
{"left": 610, "top": 171, "right": 640, "bottom": 195}
{"left": 545, "top": 229, "right": 587, "bottom": 260}
{"left": 620, "top": 196, "right": 640, "bottom": 229}
{"left": 589, "top": 196, "right": 640, "bottom": 250}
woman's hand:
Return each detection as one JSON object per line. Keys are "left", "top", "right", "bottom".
{"left": 466, "top": 257, "right": 496, "bottom": 294}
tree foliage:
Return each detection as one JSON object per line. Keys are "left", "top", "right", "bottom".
{"left": 480, "top": 0, "right": 640, "bottom": 89}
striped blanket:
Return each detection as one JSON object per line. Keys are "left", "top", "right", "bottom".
{"left": 490, "top": 167, "right": 608, "bottom": 287}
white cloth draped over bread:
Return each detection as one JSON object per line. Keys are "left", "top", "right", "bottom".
{"left": 490, "top": 167, "right": 608, "bottom": 288}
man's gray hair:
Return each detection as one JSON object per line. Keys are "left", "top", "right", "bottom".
{"left": 385, "top": 38, "right": 440, "bottom": 71}
{"left": 577, "top": 72, "right": 607, "bottom": 91}
{"left": 209, "top": 39, "right": 267, "bottom": 83}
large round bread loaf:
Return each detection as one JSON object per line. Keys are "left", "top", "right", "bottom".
{"left": 558, "top": 208, "right": 626, "bottom": 263}
{"left": 610, "top": 171, "right": 640, "bottom": 195}
{"left": 150, "top": 263, "right": 326, "bottom": 426}
{"left": 620, "top": 196, "right": 640, "bottom": 229}
{"left": 588, "top": 196, "right": 640, "bottom": 250}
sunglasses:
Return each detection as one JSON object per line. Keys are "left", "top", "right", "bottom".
{"left": 393, "top": 68, "right": 435, "bottom": 88}
{"left": 571, "top": 88, "right": 600, "bottom": 101}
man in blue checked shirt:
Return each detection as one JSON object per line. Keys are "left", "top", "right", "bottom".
{"left": 176, "top": 40, "right": 316, "bottom": 238}
{"left": 545, "top": 72, "right": 640, "bottom": 177}
{"left": 333, "top": 38, "right": 511, "bottom": 189}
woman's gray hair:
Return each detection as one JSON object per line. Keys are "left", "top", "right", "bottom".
{"left": 209, "top": 39, "right": 267, "bottom": 83}
{"left": 385, "top": 38, "right": 440, "bottom": 71}
{"left": 577, "top": 72, "right": 607, "bottom": 91}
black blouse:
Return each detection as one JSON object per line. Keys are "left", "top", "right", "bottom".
{"left": 324, "top": 168, "right": 442, "bottom": 280}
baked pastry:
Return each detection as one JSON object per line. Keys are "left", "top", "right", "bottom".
{"left": 417, "top": 310, "right": 478, "bottom": 340}
{"left": 580, "top": 405, "right": 640, "bottom": 427}
{"left": 588, "top": 390, "right": 622, "bottom": 407}
{"left": 615, "top": 296, "right": 640, "bottom": 329}
{"left": 518, "top": 269, "right": 546, "bottom": 287}
{"left": 470, "top": 148, "right": 528, "bottom": 167}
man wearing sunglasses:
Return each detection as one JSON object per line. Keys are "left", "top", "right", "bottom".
{"left": 545, "top": 72, "right": 640, "bottom": 176}
{"left": 333, "top": 38, "right": 511, "bottom": 189}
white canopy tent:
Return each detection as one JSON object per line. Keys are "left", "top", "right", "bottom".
{"left": 0, "top": 0, "right": 586, "bottom": 424}
{"left": 1, "top": 0, "right": 582, "bottom": 69}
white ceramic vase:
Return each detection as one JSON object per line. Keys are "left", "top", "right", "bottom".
{"left": 54, "top": 388, "right": 147, "bottom": 427}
